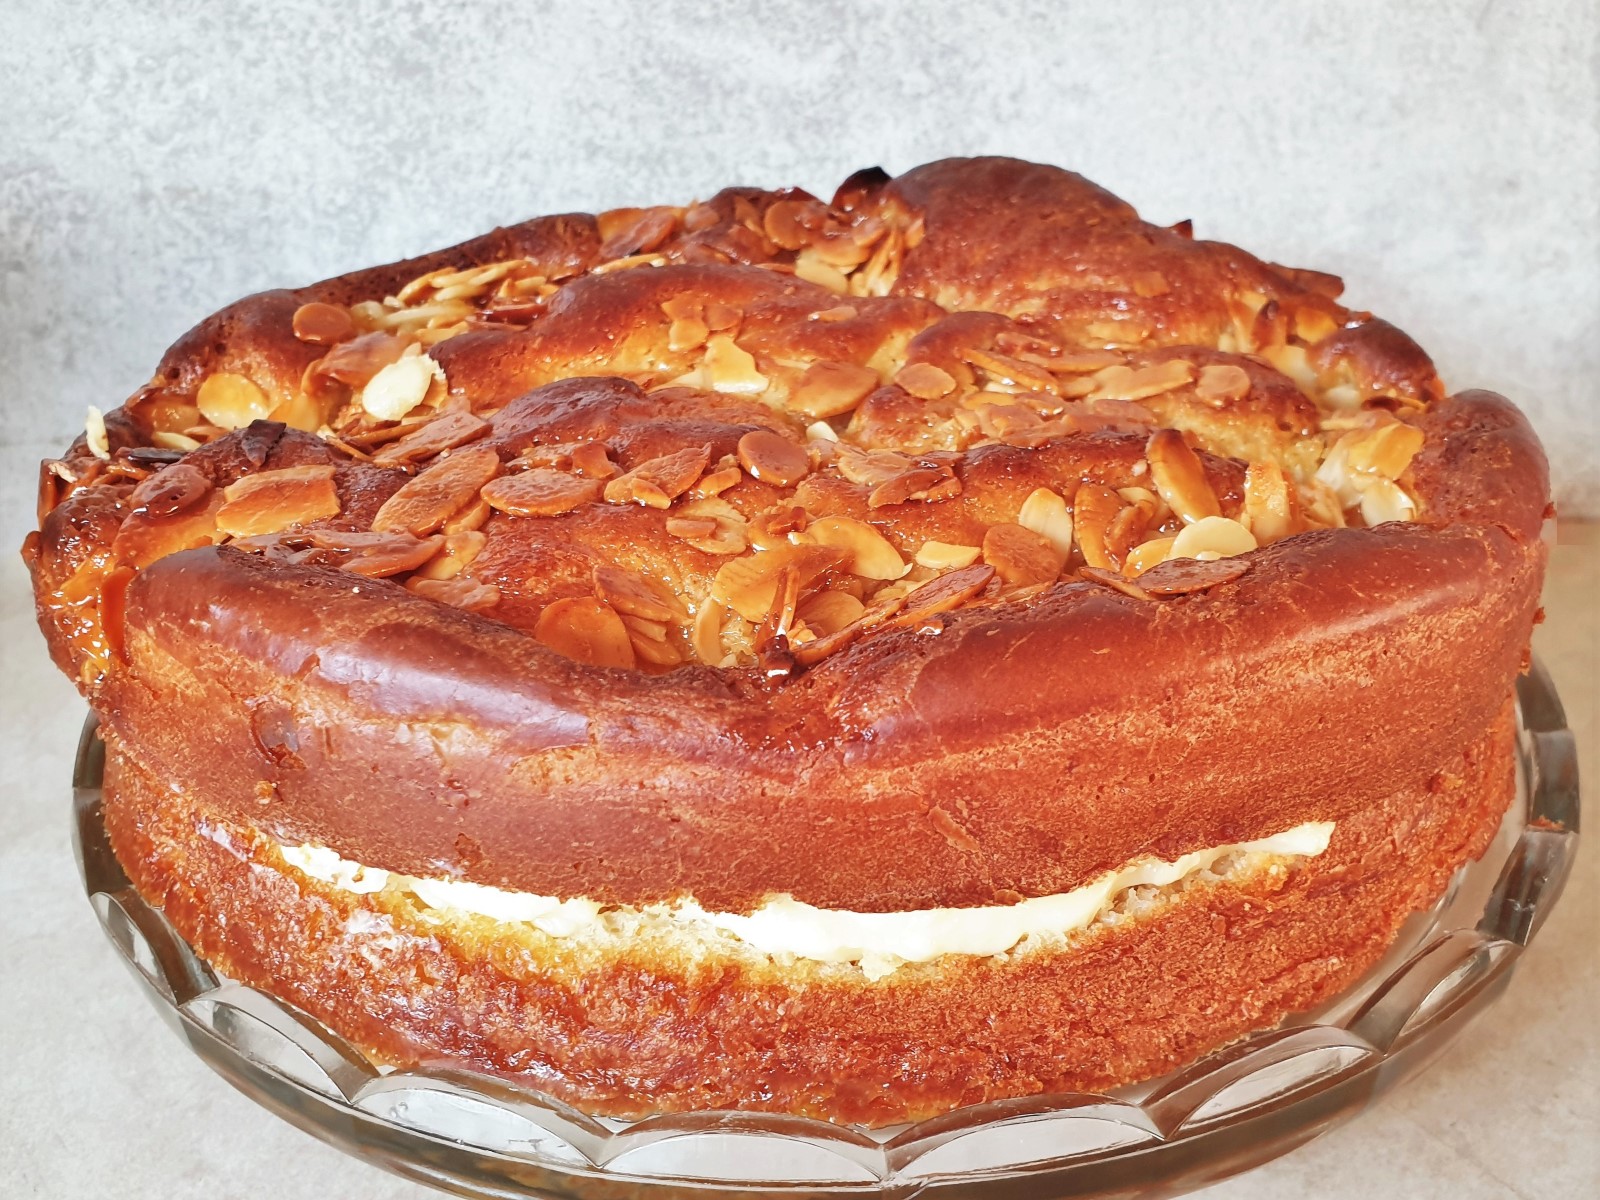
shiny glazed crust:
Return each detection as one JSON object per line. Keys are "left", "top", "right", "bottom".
{"left": 102, "top": 704, "right": 1515, "bottom": 1126}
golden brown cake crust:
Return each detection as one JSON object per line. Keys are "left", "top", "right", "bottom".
{"left": 27, "top": 158, "right": 1548, "bottom": 913}
{"left": 102, "top": 703, "right": 1515, "bottom": 1127}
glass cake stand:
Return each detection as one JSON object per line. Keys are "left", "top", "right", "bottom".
{"left": 71, "top": 661, "right": 1580, "bottom": 1200}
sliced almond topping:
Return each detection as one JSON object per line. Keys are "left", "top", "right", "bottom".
{"left": 762, "top": 198, "right": 820, "bottom": 250}
{"left": 688, "top": 457, "right": 744, "bottom": 498}
{"left": 593, "top": 564, "right": 687, "bottom": 623}
{"left": 129, "top": 463, "right": 212, "bottom": 518}
{"left": 835, "top": 444, "right": 913, "bottom": 488}
{"left": 292, "top": 302, "right": 357, "bottom": 345}
{"left": 1358, "top": 476, "right": 1416, "bottom": 526}
{"left": 197, "top": 373, "right": 274, "bottom": 431}
{"left": 1243, "top": 461, "right": 1300, "bottom": 545}
{"left": 962, "top": 348, "right": 1059, "bottom": 393}
{"left": 483, "top": 468, "right": 601, "bottom": 517}
{"left": 894, "top": 362, "right": 957, "bottom": 400}
{"left": 811, "top": 305, "right": 859, "bottom": 323}
{"left": 1345, "top": 421, "right": 1425, "bottom": 480}
{"left": 794, "top": 249, "right": 851, "bottom": 293}
{"left": 570, "top": 440, "right": 620, "bottom": 480}
{"left": 1016, "top": 487, "right": 1074, "bottom": 558}
{"left": 216, "top": 464, "right": 341, "bottom": 538}
{"left": 535, "top": 597, "right": 636, "bottom": 668}
{"left": 413, "top": 530, "right": 487, "bottom": 580}
{"left": 289, "top": 528, "right": 443, "bottom": 577}
{"left": 307, "top": 332, "right": 409, "bottom": 393}
{"left": 691, "top": 598, "right": 730, "bottom": 664}
{"left": 795, "top": 589, "right": 866, "bottom": 636}
{"left": 703, "top": 334, "right": 766, "bottom": 395}
{"left": 1170, "top": 515, "right": 1257, "bottom": 561}
{"left": 1045, "top": 349, "right": 1126, "bottom": 374}
{"left": 361, "top": 352, "right": 445, "bottom": 422}
{"left": 372, "top": 411, "right": 490, "bottom": 467}
{"left": 604, "top": 444, "right": 712, "bottom": 509}
{"left": 711, "top": 543, "right": 846, "bottom": 622}
{"left": 1072, "top": 483, "right": 1124, "bottom": 570}
{"left": 666, "top": 497, "right": 748, "bottom": 555}
{"left": 1078, "top": 566, "right": 1154, "bottom": 601}
{"left": 1137, "top": 556, "right": 1253, "bottom": 596}
{"left": 982, "top": 522, "right": 1066, "bottom": 586}
{"left": 372, "top": 445, "right": 501, "bottom": 536}
{"left": 443, "top": 495, "right": 492, "bottom": 534}
{"left": 803, "top": 516, "right": 908, "bottom": 580}
{"left": 897, "top": 563, "right": 997, "bottom": 623}
{"left": 1146, "top": 429, "right": 1221, "bottom": 524}
{"left": 736, "top": 429, "right": 811, "bottom": 487}
{"left": 405, "top": 576, "right": 501, "bottom": 611}
{"left": 1104, "top": 503, "right": 1153, "bottom": 567}
{"left": 1195, "top": 363, "right": 1252, "bottom": 406}
{"left": 747, "top": 504, "right": 809, "bottom": 550}
{"left": 82, "top": 406, "right": 112, "bottom": 460}
{"left": 914, "top": 540, "right": 982, "bottom": 570}
{"left": 791, "top": 593, "right": 906, "bottom": 666}
{"left": 867, "top": 464, "right": 961, "bottom": 509}
{"left": 789, "top": 360, "right": 879, "bottom": 419}
{"left": 1091, "top": 359, "right": 1195, "bottom": 402}
{"left": 1124, "top": 535, "right": 1178, "bottom": 577}
{"left": 661, "top": 296, "right": 709, "bottom": 352}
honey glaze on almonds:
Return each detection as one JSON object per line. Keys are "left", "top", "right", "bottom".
{"left": 31, "top": 158, "right": 1440, "bottom": 683}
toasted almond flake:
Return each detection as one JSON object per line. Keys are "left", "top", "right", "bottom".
{"left": 793, "top": 248, "right": 851, "bottom": 293}
{"left": 1091, "top": 359, "right": 1194, "bottom": 402}
{"left": 570, "top": 441, "right": 619, "bottom": 480}
{"left": 1243, "top": 461, "right": 1300, "bottom": 545}
{"left": 687, "top": 464, "right": 744, "bottom": 498}
{"left": 1137, "top": 556, "right": 1253, "bottom": 596}
{"left": 216, "top": 464, "right": 341, "bottom": 538}
{"left": 1124, "top": 535, "right": 1178, "bottom": 576}
{"left": 737, "top": 429, "right": 811, "bottom": 487}
{"left": 84, "top": 406, "right": 111, "bottom": 460}
{"left": 372, "top": 445, "right": 501, "bottom": 536}
{"left": 835, "top": 444, "right": 913, "bottom": 488}
{"left": 867, "top": 465, "right": 961, "bottom": 508}
{"left": 804, "top": 516, "right": 908, "bottom": 580}
{"left": 795, "top": 589, "right": 865, "bottom": 635}
{"left": 791, "top": 593, "right": 906, "bottom": 665}
{"left": 152, "top": 431, "right": 202, "bottom": 452}
{"left": 1195, "top": 363, "right": 1252, "bottom": 406}
{"left": 306, "top": 332, "right": 411, "bottom": 395}
{"left": 747, "top": 504, "right": 809, "bottom": 551}
{"left": 962, "top": 348, "right": 1059, "bottom": 393}
{"left": 1170, "top": 515, "right": 1257, "bottom": 561}
{"left": 443, "top": 495, "right": 492, "bottom": 533}
{"left": 361, "top": 353, "right": 445, "bottom": 422}
{"left": 604, "top": 444, "right": 712, "bottom": 509}
{"left": 894, "top": 362, "right": 958, "bottom": 400}
{"left": 982, "top": 522, "right": 1065, "bottom": 586}
{"left": 668, "top": 497, "right": 748, "bottom": 555}
{"left": 292, "top": 302, "right": 357, "bottom": 345}
{"left": 762, "top": 199, "right": 818, "bottom": 250}
{"left": 1078, "top": 566, "right": 1154, "bottom": 600}
{"left": 197, "top": 373, "right": 274, "bottom": 431}
{"left": 702, "top": 334, "right": 767, "bottom": 395}
{"left": 593, "top": 565, "right": 687, "bottom": 622}
{"left": 914, "top": 540, "right": 982, "bottom": 570}
{"left": 483, "top": 469, "right": 601, "bottom": 517}
{"left": 897, "top": 563, "right": 997, "bottom": 623}
{"left": 535, "top": 597, "right": 635, "bottom": 668}
{"left": 1072, "top": 483, "right": 1124, "bottom": 570}
{"left": 1346, "top": 421, "right": 1425, "bottom": 480}
{"left": 1358, "top": 476, "right": 1415, "bottom": 525}
{"left": 788, "top": 360, "right": 879, "bottom": 419}
{"left": 691, "top": 598, "right": 729, "bottom": 664}
{"left": 1146, "top": 429, "right": 1221, "bottom": 524}
{"left": 661, "top": 296, "right": 710, "bottom": 352}
{"left": 413, "top": 530, "right": 487, "bottom": 580}
{"left": 1016, "top": 487, "right": 1074, "bottom": 558}
{"left": 712, "top": 543, "right": 845, "bottom": 622}
{"left": 129, "top": 463, "right": 212, "bottom": 518}
{"left": 372, "top": 411, "right": 490, "bottom": 466}
{"left": 406, "top": 576, "right": 500, "bottom": 611}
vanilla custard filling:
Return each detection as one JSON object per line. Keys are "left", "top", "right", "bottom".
{"left": 279, "top": 823, "right": 1333, "bottom": 980}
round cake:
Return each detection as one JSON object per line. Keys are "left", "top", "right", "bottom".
{"left": 27, "top": 157, "right": 1548, "bottom": 1126}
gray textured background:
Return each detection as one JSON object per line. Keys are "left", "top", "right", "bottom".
{"left": 3, "top": 4, "right": 1599, "bottom": 1200}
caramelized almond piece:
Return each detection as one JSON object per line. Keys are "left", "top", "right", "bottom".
{"left": 372, "top": 411, "right": 490, "bottom": 466}
{"left": 1092, "top": 359, "right": 1194, "bottom": 402}
{"left": 896, "top": 563, "right": 996, "bottom": 623}
{"left": 413, "top": 530, "right": 487, "bottom": 580}
{"left": 1072, "top": 483, "right": 1124, "bottom": 570}
{"left": 315, "top": 530, "right": 442, "bottom": 577}
{"left": 1124, "top": 535, "right": 1177, "bottom": 576}
{"left": 307, "top": 331, "right": 409, "bottom": 391}
{"left": 406, "top": 576, "right": 501, "bottom": 611}
{"left": 197, "top": 373, "right": 274, "bottom": 431}
{"left": 804, "top": 516, "right": 908, "bottom": 580}
{"left": 835, "top": 445, "right": 913, "bottom": 488}
{"left": 788, "top": 360, "right": 878, "bottom": 419}
{"left": 1195, "top": 363, "right": 1252, "bottom": 406}
{"left": 737, "top": 429, "right": 811, "bottom": 487}
{"left": 688, "top": 464, "right": 743, "bottom": 498}
{"left": 962, "top": 347, "right": 1059, "bottom": 393}
{"left": 790, "top": 594, "right": 906, "bottom": 666}
{"left": 571, "top": 440, "right": 620, "bottom": 479}
{"left": 691, "top": 598, "right": 729, "bottom": 664}
{"left": 867, "top": 465, "right": 960, "bottom": 508}
{"left": 535, "top": 597, "right": 636, "bottom": 668}
{"left": 712, "top": 543, "right": 846, "bottom": 621}
{"left": 1242, "top": 461, "right": 1300, "bottom": 545}
{"left": 443, "top": 495, "right": 492, "bottom": 533}
{"left": 1146, "top": 429, "right": 1221, "bottom": 524}
{"left": 129, "top": 463, "right": 211, "bottom": 518}
{"left": 362, "top": 352, "right": 444, "bottom": 422}
{"left": 667, "top": 497, "right": 747, "bottom": 554}
{"left": 292, "top": 302, "right": 357, "bottom": 345}
{"left": 704, "top": 334, "right": 766, "bottom": 394}
{"left": 914, "top": 540, "right": 982, "bottom": 570}
{"left": 894, "top": 362, "right": 957, "bottom": 400}
{"left": 982, "top": 522, "right": 1065, "bottom": 586}
{"left": 372, "top": 445, "right": 501, "bottom": 536}
{"left": 1169, "top": 515, "right": 1257, "bottom": 560}
{"left": 593, "top": 565, "right": 687, "bottom": 622}
{"left": 1016, "top": 488, "right": 1073, "bottom": 557}
{"left": 795, "top": 589, "right": 866, "bottom": 635}
{"left": 483, "top": 469, "right": 601, "bottom": 517}
{"left": 1346, "top": 421, "right": 1425, "bottom": 480}
{"left": 1078, "top": 566, "right": 1153, "bottom": 601}
{"left": 1137, "top": 556, "right": 1252, "bottom": 596}
{"left": 604, "top": 445, "right": 711, "bottom": 509}
{"left": 216, "top": 465, "right": 340, "bottom": 538}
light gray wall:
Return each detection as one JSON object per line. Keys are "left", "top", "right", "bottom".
{"left": 4, "top": 0, "right": 1597, "bottom": 512}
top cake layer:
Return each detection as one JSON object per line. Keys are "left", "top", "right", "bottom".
{"left": 28, "top": 157, "right": 1549, "bottom": 913}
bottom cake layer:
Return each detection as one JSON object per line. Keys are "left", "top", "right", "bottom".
{"left": 100, "top": 703, "right": 1516, "bottom": 1127}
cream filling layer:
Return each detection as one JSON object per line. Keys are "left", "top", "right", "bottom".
{"left": 279, "top": 822, "right": 1334, "bottom": 981}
